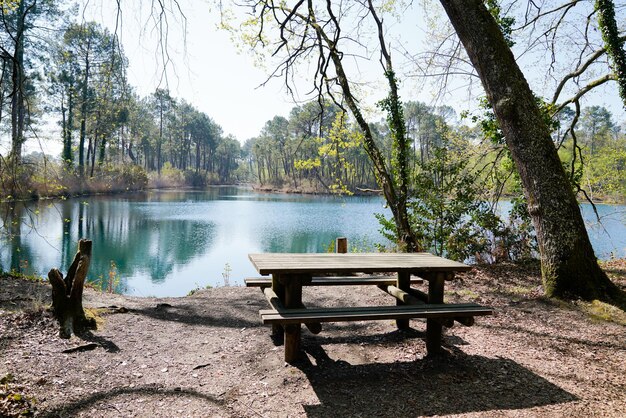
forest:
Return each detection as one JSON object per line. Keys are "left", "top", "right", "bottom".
{"left": 0, "top": 0, "right": 624, "bottom": 205}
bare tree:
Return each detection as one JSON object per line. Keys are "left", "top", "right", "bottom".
{"left": 234, "top": 0, "right": 421, "bottom": 251}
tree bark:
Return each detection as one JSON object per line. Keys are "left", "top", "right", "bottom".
{"left": 79, "top": 40, "right": 91, "bottom": 177}
{"left": 438, "top": 0, "right": 620, "bottom": 301}
{"left": 9, "top": 0, "right": 26, "bottom": 165}
{"left": 48, "top": 239, "right": 96, "bottom": 338}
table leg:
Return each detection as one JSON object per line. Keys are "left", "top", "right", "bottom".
{"left": 271, "top": 274, "right": 285, "bottom": 343}
{"left": 426, "top": 272, "right": 446, "bottom": 355}
{"left": 283, "top": 275, "right": 303, "bottom": 363}
{"left": 396, "top": 271, "right": 411, "bottom": 330}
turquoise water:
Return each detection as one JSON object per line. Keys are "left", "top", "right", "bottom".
{"left": 1, "top": 187, "right": 625, "bottom": 296}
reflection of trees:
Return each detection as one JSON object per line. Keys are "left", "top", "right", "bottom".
{"left": 263, "top": 230, "right": 342, "bottom": 253}
{"left": 61, "top": 203, "right": 73, "bottom": 271}
{"left": 64, "top": 199, "right": 215, "bottom": 290}
{"left": 1, "top": 195, "right": 216, "bottom": 289}
{"left": 0, "top": 203, "right": 36, "bottom": 274}
{"left": 142, "top": 219, "right": 215, "bottom": 283}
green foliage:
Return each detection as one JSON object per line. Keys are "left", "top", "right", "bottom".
{"left": 485, "top": 0, "right": 516, "bottom": 47}
{"left": 184, "top": 170, "right": 208, "bottom": 188}
{"left": 187, "top": 283, "right": 213, "bottom": 296}
{"left": 556, "top": 105, "right": 626, "bottom": 202}
{"left": 596, "top": 0, "right": 626, "bottom": 107}
{"left": 378, "top": 70, "right": 409, "bottom": 196}
{"left": 0, "top": 0, "right": 18, "bottom": 11}
{"left": 295, "top": 112, "right": 364, "bottom": 195}
{"left": 581, "top": 137, "right": 626, "bottom": 201}
{"left": 0, "top": 158, "right": 150, "bottom": 201}
{"left": 376, "top": 116, "right": 507, "bottom": 261}
{"left": 412, "top": 133, "right": 500, "bottom": 260}
{"left": 97, "top": 260, "right": 122, "bottom": 294}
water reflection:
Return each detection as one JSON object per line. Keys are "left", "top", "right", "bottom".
{"left": 1, "top": 188, "right": 625, "bottom": 296}
{"left": 0, "top": 195, "right": 216, "bottom": 295}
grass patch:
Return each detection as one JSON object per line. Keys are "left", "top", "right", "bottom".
{"left": 0, "top": 271, "right": 44, "bottom": 283}
{"left": 187, "top": 284, "right": 213, "bottom": 296}
{"left": 84, "top": 308, "right": 109, "bottom": 328}
{"left": 576, "top": 300, "right": 626, "bottom": 326}
{"left": 507, "top": 285, "right": 536, "bottom": 295}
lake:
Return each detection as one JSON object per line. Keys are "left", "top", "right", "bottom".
{"left": 1, "top": 187, "right": 625, "bottom": 296}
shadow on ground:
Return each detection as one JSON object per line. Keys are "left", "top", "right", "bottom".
{"left": 127, "top": 298, "right": 263, "bottom": 329}
{"left": 40, "top": 385, "right": 225, "bottom": 417}
{"left": 296, "top": 341, "right": 577, "bottom": 417}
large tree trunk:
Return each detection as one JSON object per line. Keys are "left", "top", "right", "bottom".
{"left": 9, "top": 0, "right": 26, "bottom": 165}
{"left": 48, "top": 239, "right": 96, "bottom": 338}
{"left": 79, "top": 40, "right": 91, "bottom": 177}
{"left": 438, "top": 0, "right": 620, "bottom": 301}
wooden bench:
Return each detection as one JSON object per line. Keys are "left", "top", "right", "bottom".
{"left": 245, "top": 275, "right": 424, "bottom": 287}
{"left": 248, "top": 252, "right": 493, "bottom": 363}
{"left": 260, "top": 303, "right": 493, "bottom": 324}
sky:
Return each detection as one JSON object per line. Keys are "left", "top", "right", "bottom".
{"left": 82, "top": 0, "right": 298, "bottom": 142}
{"left": 91, "top": 0, "right": 626, "bottom": 134}
{"left": 13, "top": 0, "right": 626, "bottom": 155}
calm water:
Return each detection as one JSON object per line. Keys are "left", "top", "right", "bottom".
{"left": 1, "top": 187, "right": 625, "bottom": 296}
{"left": 0, "top": 188, "right": 387, "bottom": 296}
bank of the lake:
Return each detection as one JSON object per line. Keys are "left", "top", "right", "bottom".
{"left": 1, "top": 186, "right": 626, "bottom": 297}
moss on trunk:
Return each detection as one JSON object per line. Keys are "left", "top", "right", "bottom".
{"left": 439, "top": 0, "right": 622, "bottom": 303}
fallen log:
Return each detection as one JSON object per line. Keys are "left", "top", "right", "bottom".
{"left": 48, "top": 239, "right": 96, "bottom": 338}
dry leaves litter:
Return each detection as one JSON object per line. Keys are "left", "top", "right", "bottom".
{"left": 1, "top": 261, "right": 624, "bottom": 417}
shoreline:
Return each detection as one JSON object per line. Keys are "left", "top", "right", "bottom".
{"left": 1, "top": 181, "right": 624, "bottom": 205}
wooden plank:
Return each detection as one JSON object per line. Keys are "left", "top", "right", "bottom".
{"left": 426, "top": 272, "right": 446, "bottom": 355}
{"left": 336, "top": 237, "right": 348, "bottom": 254}
{"left": 378, "top": 285, "right": 423, "bottom": 305}
{"left": 245, "top": 276, "right": 424, "bottom": 287}
{"left": 379, "top": 285, "right": 454, "bottom": 328}
{"left": 259, "top": 302, "right": 487, "bottom": 316}
{"left": 396, "top": 271, "right": 411, "bottom": 330}
{"left": 262, "top": 286, "right": 285, "bottom": 311}
{"left": 260, "top": 303, "right": 493, "bottom": 324}
{"left": 248, "top": 253, "right": 471, "bottom": 275}
{"left": 263, "top": 286, "right": 322, "bottom": 335}
{"left": 406, "top": 287, "right": 429, "bottom": 303}
{"left": 283, "top": 275, "right": 303, "bottom": 363}
{"left": 271, "top": 274, "right": 285, "bottom": 341}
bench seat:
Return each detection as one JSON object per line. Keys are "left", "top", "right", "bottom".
{"left": 245, "top": 276, "right": 423, "bottom": 287}
{"left": 260, "top": 303, "right": 493, "bottom": 324}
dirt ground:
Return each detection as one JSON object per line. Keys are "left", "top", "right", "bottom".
{"left": 1, "top": 261, "right": 625, "bottom": 417}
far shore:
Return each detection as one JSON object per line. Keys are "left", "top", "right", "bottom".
{"left": 2, "top": 182, "right": 624, "bottom": 205}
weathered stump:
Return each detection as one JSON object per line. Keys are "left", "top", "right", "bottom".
{"left": 48, "top": 239, "right": 96, "bottom": 338}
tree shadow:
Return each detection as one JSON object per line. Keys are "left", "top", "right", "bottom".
{"left": 295, "top": 343, "right": 577, "bottom": 417}
{"left": 128, "top": 299, "right": 263, "bottom": 329}
{"left": 39, "top": 385, "right": 224, "bottom": 417}
{"left": 481, "top": 322, "right": 625, "bottom": 351}
{"left": 76, "top": 330, "right": 121, "bottom": 353}
{"left": 304, "top": 327, "right": 426, "bottom": 346}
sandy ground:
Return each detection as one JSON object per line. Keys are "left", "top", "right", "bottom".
{"left": 1, "top": 261, "right": 625, "bottom": 417}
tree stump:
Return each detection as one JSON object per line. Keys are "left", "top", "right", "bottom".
{"left": 48, "top": 239, "right": 96, "bottom": 338}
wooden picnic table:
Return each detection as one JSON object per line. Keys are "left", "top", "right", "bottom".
{"left": 247, "top": 252, "right": 491, "bottom": 363}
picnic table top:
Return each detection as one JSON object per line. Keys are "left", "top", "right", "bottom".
{"left": 248, "top": 252, "right": 471, "bottom": 275}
